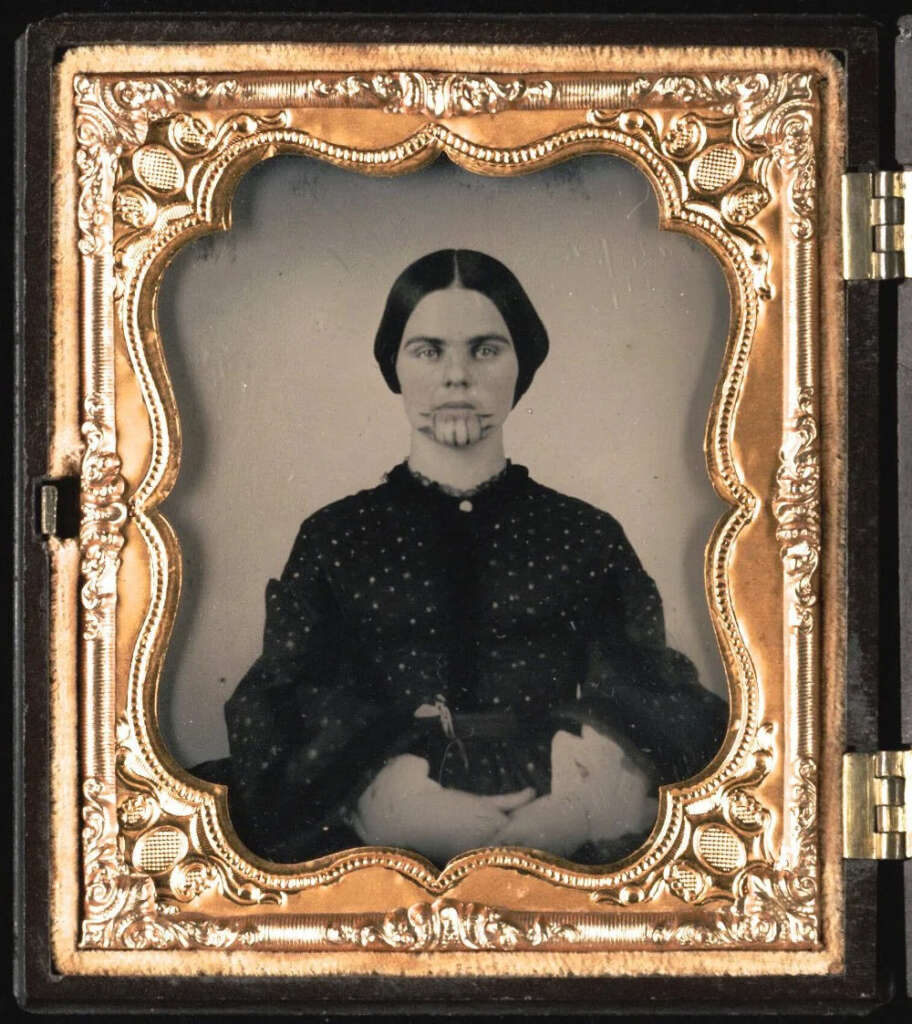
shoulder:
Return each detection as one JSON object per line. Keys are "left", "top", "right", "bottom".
{"left": 523, "top": 476, "right": 627, "bottom": 539}
{"left": 289, "top": 476, "right": 398, "bottom": 546}
{"left": 519, "top": 476, "right": 647, "bottom": 573}
{"left": 277, "top": 478, "right": 397, "bottom": 583}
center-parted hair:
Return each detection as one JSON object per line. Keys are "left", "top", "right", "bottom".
{"left": 374, "top": 249, "right": 549, "bottom": 405}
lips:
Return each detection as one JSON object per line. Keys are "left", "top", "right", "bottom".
{"left": 434, "top": 401, "right": 477, "bottom": 410}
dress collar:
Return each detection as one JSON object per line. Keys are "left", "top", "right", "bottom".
{"left": 384, "top": 459, "right": 530, "bottom": 513}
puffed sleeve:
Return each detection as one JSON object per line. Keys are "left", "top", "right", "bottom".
{"left": 223, "top": 521, "right": 410, "bottom": 862}
{"left": 574, "top": 518, "right": 729, "bottom": 785}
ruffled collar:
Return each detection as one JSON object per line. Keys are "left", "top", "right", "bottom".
{"left": 384, "top": 459, "right": 530, "bottom": 512}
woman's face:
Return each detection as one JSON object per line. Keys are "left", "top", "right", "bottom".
{"left": 395, "top": 287, "right": 519, "bottom": 448}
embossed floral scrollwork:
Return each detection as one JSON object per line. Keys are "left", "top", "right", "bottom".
{"left": 75, "top": 75, "right": 178, "bottom": 254}
{"left": 109, "top": 78, "right": 176, "bottom": 118}
{"left": 647, "top": 71, "right": 817, "bottom": 237}
{"left": 725, "top": 787, "right": 769, "bottom": 832}
{"left": 123, "top": 911, "right": 258, "bottom": 950}
{"left": 589, "top": 104, "right": 776, "bottom": 299}
{"left": 653, "top": 866, "right": 817, "bottom": 948}
{"left": 778, "top": 113, "right": 817, "bottom": 239}
{"left": 169, "top": 76, "right": 241, "bottom": 102}
{"left": 113, "top": 185, "right": 158, "bottom": 229}
{"left": 81, "top": 777, "right": 158, "bottom": 947}
{"left": 664, "top": 860, "right": 710, "bottom": 903}
{"left": 117, "top": 791, "right": 158, "bottom": 831}
{"left": 80, "top": 396, "right": 127, "bottom": 640}
{"left": 652, "top": 750, "right": 818, "bottom": 949}
{"left": 82, "top": 777, "right": 261, "bottom": 949}
{"left": 77, "top": 74, "right": 289, "bottom": 261}
{"left": 327, "top": 898, "right": 579, "bottom": 951}
{"left": 110, "top": 109, "right": 290, "bottom": 285}
{"left": 789, "top": 757, "right": 819, "bottom": 884}
{"left": 647, "top": 72, "right": 815, "bottom": 137}
{"left": 166, "top": 112, "right": 217, "bottom": 155}
{"left": 74, "top": 78, "right": 121, "bottom": 256}
{"left": 661, "top": 112, "right": 708, "bottom": 159}
{"left": 720, "top": 183, "right": 771, "bottom": 226}
{"left": 169, "top": 859, "right": 220, "bottom": 902}
{"left": 720, "top": 73, "right": 817, "bottom": 237}
{"left": 113, "top": 715, "right": 286, "bottom": 910}
{"left": 774, "top": 387, "right": 820, "bottom": 634}
{"left": 308, "top": 71, "right": 556, "bottom": 117}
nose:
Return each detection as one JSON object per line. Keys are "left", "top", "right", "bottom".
{"left": 442, "top": 348, "right": 472, "bottom": 387}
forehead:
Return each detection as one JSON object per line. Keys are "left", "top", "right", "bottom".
{"left": 402, "top": 288, "right": 511, "bottom": 341}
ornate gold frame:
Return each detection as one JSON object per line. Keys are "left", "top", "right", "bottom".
{"left": 48, "top": 42, "right": 846, "bottom": 976}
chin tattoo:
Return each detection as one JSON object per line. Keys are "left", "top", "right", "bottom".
{"left": 423, "top": 410, "right": 491, "bottom": 447}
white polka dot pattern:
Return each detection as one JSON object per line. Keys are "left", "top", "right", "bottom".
{"left": 220, "top": 462, "right": 727, "bottom": 864}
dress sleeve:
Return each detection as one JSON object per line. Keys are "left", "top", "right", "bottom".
{"left": 223, "top": 520, "right": 408, "bottom": 862}
{"left": 574, "top": 518, "right": 729, "bottom": 786}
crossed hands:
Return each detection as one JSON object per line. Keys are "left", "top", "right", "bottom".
{"left": 352, "top": 758, "right": 537, "bottom": 864}
{"left": 351, "top": 727, "right": 658, "bottom": 864}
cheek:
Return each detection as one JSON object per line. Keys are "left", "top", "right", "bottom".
{"left": 489, "top": 357, "right": 520, "bottom": 402}
{"left": 396, "top": 360, "right": 434, "bottom": 406}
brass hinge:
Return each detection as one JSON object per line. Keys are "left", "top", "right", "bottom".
{"left": 842, "top": 170, "right": 910, "bottom": 280}
{"left": 843, "top": 750, "right": 912, "bottom": 859}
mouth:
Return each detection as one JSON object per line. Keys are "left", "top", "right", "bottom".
{"left": 434, "top": 401, "right": 477, "bottom": 410}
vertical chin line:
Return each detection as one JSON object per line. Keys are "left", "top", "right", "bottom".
{"left": 414, "top": 426, "right": 497, "bottom": 450}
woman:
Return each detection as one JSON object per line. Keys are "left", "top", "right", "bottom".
{"left": 208, "top": 249, "right": 727, "bottom": 866}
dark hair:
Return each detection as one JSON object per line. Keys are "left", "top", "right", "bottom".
{"left": 373, "top": 249, "right": 549, "bottom": 405}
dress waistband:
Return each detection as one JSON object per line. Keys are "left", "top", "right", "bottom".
{"left": 414, "top": 710, "right": 550, "bottom": 740}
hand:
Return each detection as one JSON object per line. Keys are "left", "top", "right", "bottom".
{"left": 492, "top": 727, "right": 658, "bottom": 857}
{"left": 560, "top": 725, "right": 657, "bottom": 841}
{"left": 490, "top": 791, "right": 589, "bottom": 858}
{"left": 352, "top": 754, "right": 535, "bottom": 863}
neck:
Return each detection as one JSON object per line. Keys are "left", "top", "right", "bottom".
{"left": 407, "top": 429, "right": 507, "bottom": 492}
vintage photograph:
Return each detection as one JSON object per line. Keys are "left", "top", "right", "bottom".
{"left": 158, "top": 153, "right": 730, "bottom": 866}
{"left": 29, "top": 37, "right": 847, "bottom": 986}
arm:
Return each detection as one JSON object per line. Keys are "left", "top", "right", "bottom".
{"left": 493, "top": 526, "right": 725, "bottom": 859}
{"left": 224, "top": 520, "right": 408, "bottom": 861}
{"left": 573, "top": 519, "right": 729, "bottom": 785}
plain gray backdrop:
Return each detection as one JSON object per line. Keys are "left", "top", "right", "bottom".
{"left": 157, "top": 152, "right": 731, "bottom": 767}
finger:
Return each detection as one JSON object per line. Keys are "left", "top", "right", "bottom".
{"left": 489, "top": 822, "right": 528, "bottom": 846}
{"left": 472, "top": 809, "right": 510, "bottom": 831}
{"left": 480, "top": 787, "right": 536, "bottom": 811}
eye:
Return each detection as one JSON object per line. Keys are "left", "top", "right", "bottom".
{"left": 412, "top": 344, "right": 440, "bottom": 360}
{"left": 473, "top": 343, "right": 502, "bottom": 359}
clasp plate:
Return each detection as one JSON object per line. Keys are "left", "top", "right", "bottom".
{"left": 38, "top": 483, "right": 59, "bottom": 537}
{"left": 843, "top": 750, "right": 912, "bottom": 859}
{"left": 35, "top": 477, "right": 80, "bottom": 539}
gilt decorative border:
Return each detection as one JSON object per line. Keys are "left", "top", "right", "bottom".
{"left": 75, "top": 69, "right": 822, "bottom": 952}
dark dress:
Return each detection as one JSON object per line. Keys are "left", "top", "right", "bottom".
{"left": 204, "top": 462, "right": 727, "bottom": 864}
